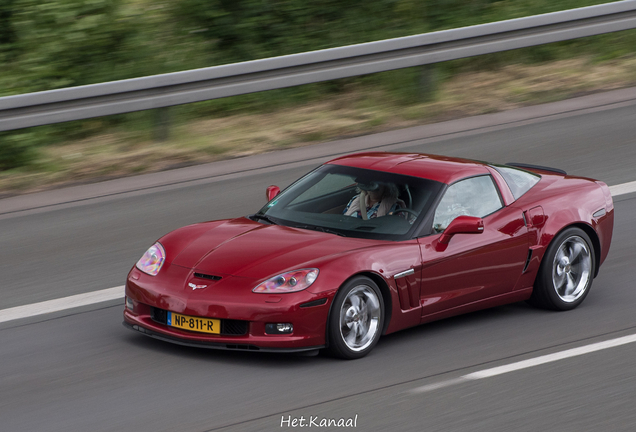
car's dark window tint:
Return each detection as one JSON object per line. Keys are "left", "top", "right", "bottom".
{"left": 258, "top": 165, "right": 443, "bottom": 240}
{"left": 433, "top": 175, "right": 502, "bottom": 232}
{"left": 492, "top": 166, "right": 540, "bottom": 200}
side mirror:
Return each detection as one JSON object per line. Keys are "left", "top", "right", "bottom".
{"left": 439, "top": 215, "right": 484, "bottom": 244}
{"left": 266, "top": 185, "right": 280, "bottom": 201}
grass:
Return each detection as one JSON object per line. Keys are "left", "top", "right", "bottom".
{"left": 2, "top": 54, "right": 636, "bottom": 197}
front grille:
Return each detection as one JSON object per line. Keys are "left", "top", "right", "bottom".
{"left": 150, "top": 307, "right": 168, "bottom": 324}
{"left": 150, "top": 307, "right": 248, "bottom": 335}
{"left": 194, "top": 272, "right": 222, "bottom": 281}
{"left": 222, "top": 319, "right": 248, "bottom": 335}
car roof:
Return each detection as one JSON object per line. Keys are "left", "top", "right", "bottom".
{"left": 327, "top": 152, "right": 491, "bottom": 185}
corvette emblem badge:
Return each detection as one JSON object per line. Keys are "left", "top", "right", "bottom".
{"left": 188, "top": 283, "right": 208, "bottom": 290}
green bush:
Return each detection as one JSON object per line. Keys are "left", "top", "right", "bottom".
{"left": 0, "top": 132, "right": 38, "bottom": 171}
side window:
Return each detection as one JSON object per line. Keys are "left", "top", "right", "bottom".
{"left": 433, "top": 176, "right": 503, "bottom": 232}
{"left": 493, "top": 166, "right": 540, "bottom": 200}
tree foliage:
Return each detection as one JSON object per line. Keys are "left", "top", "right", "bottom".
{"left": 2, "top": 0, "right": 137, "bottom": 94}
{"left": 0, "top": 0, "right": 17, "bottom": 46}
{"left": 170, "top": 0, "right": 619, "bottom": 63}
{"left": 172, "top": 0, "right": 430, "bottom": 63}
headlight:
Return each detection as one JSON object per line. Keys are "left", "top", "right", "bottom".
{"left": 136, "top": 242, "right": 166, "bottom": 276}
{"left": 253, "top": 269, "right": 319, "bottom": 293}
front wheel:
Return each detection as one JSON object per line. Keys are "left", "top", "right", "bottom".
{"left": 328, "top": 276, "right": 384, "bottom": 359}
{"left": 529, "top": 227, "right": 595, "bottom": 311}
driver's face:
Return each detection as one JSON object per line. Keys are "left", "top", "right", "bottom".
{"left": 367, "top": 186, "right": 384, "bottom": 202}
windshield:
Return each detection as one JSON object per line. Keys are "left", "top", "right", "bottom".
{"left": 256, "top": 164, "right": 443, "bottom": 240}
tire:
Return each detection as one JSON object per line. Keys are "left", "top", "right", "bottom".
{"left": 328, "top": 276, "right": 384, "bottom": 359}
{"left": 529, "top": 227, "right": 595, "bottom": 311}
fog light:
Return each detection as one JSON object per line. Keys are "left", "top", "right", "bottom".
{"left": 125, "top": 297, "right": 134, "bottom": 312}
{"left": 265, "top": 323, "right": 293, "bottom": 334}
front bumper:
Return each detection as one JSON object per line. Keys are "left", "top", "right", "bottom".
{"left": 124, "top": 264, "right": 333, "bottom": 351}
{"left": 123, "top": 300, "right": 329, "bottom": 351}
{"left": 122, "top": 321, "right": 324, "bottom": 353}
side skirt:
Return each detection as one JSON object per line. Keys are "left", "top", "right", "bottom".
{"left": 419, "top": 288, "right": 533, "bottom": 325}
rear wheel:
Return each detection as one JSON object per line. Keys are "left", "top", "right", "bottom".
{"left": 529, "top": 227, "right": 595, "bottom": 311}
{"left": 328, "top": 276, "right": 384, "bottom": 359}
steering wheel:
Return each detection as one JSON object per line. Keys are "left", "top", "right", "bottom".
{"left": 391, "top": 208, "right": 418, "bottom": 218}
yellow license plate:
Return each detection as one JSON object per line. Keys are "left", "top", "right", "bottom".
{"left": 168, "top": 312, "right": 220, "bottom": 334}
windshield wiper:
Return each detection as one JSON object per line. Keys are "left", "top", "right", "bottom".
{"left": 293, "top": 224, "right": 346, "bottom": 237}
{"left": 249, "top": 214, "right": 278, "bottom": 225}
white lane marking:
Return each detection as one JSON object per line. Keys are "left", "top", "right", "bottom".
{"left": 410, "top": 333, "right": 636, "bottom": 394}
{"left": 0, "top": 286, "right": 124, "bottom": 324}
{"left": 610, "top": 180, "right": 636, "bottom": 196}
{"left": 1, "top": 180, "right": 634, "bottom": 325}
{"left": 464, "top": 333, "right": 636, "bottom": 379}
{"left": 409, "top": 377, "right": 470, "bottom": 394}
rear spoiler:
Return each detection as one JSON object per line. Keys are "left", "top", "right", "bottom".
{"left": 505, "top": 162, "right": 567, "bottom": 176}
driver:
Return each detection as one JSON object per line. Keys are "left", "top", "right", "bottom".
{"left": 343, "top": 181, "right": 405, "bottom": 220}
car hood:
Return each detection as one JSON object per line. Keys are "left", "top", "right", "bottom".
{"left": 170, "top": 218, "right": 371, "bottom": 280}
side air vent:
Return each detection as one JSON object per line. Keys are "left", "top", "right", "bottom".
{"left": 523, "top": 249, "right": 533, "bottom": 273}
{"left": 194, "top": 272, "right": 222, "bottom": 281}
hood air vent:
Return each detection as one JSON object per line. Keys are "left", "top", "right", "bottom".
{"left": 194, "top": 272, "right": 222, "bottom": 281}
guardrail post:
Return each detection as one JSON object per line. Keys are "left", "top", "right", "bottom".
{"left": 153, "top": 107, "right": 170, "bottom": 142}
{"left": 419, "top": 65, "right": 437, "bottom": 102}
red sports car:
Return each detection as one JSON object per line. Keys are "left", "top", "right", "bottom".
{"left": 123, "top": 152, "right": 614, "bottom": 359}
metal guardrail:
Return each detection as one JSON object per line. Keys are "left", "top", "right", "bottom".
{"left": 2, "top": 0, "right": 636, "bottom": 131}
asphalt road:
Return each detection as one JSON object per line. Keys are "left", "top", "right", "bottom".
{"left": 1, "top": 91, "right": 636, "bottom": 431}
